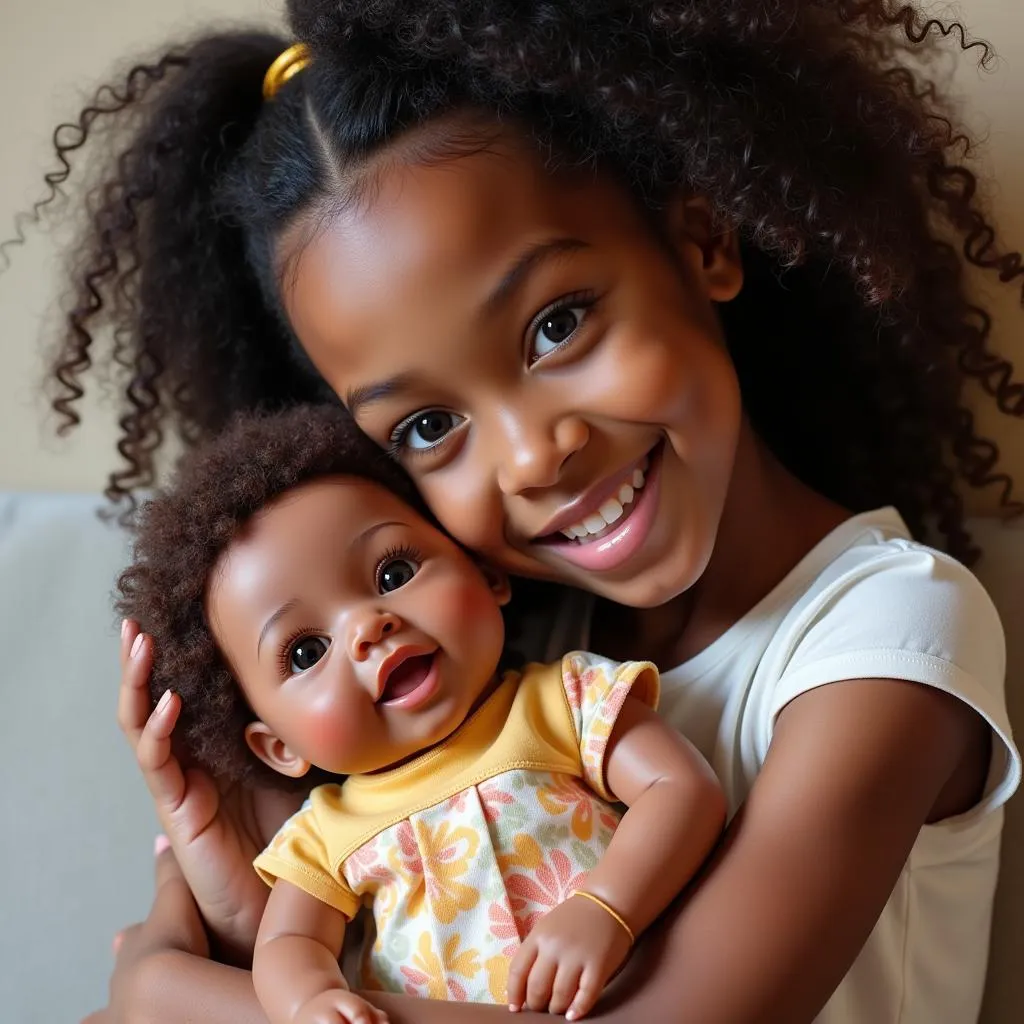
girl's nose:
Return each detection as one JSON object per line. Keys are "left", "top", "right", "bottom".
{"left": 348, "top": 609, "right": 402, "bottom": 660}
{"left": 495, "top": 410, "right": 589, "bottom": 496}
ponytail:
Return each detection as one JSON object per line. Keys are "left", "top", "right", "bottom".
{"left": 46, "top": 32, "right": 332, "bottom": 510}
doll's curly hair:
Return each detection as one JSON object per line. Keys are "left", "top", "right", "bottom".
{"left": 116, "top": 404, "right": 422, "bottom": 788}
{"left": 14, "top": 0, "right": 1024, "bottom": 563}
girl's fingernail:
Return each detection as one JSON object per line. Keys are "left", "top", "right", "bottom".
{"left": 121, "top": 619, "right": 129, "bottom": 640}
{"left": 156, "top": 689, "right": 172, "bottom": 714}
{"left": 130, "top": 633, "right": 144, "bottom": 659}
{"left": 154, "top": 834, "right": 171, "bottom": 856}
{"left": 112, "top": 931, "right": 124, "bottom": 954}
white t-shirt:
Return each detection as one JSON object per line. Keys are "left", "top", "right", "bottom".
{"left": 536, "top": 507, "right": 1020, "bottom": 1024}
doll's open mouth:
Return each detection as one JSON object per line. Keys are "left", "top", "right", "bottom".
{"left": 377, "top": 651, "right": 440, "bottom": 709}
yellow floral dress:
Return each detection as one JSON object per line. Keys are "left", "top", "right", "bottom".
{"left": 254, "top": 652, "right": 658, "bottom": 1003}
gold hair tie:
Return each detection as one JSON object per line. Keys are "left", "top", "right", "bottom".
{"left": 263, "top": 43, "right": 311, "bottom": 101}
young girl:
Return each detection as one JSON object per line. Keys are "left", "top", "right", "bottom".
{"left": 35, "top": 2, "right": 1024, "bottom": 1023}
{"left": 117, "top": 405, "right": 724, "bottom": 1023}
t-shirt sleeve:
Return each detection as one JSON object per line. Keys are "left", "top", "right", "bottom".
{"left": 253, "top": 794, "right": 361, "bottom": 919}
{"left": 560, "top": 651, "right": 660, "bottom": 801}
{"left": 769, "top": 544, "right": 1020, "bottom": 818}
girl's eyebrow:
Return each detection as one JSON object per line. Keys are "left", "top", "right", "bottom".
{"left": 346, "top": 372, "right": 418, "bottom": 417}
{"left": 482, "top": 237, "right": 590, "bottom": 316}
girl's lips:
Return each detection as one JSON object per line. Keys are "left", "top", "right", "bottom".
{"left": 536, "top": 442, "right": 664, "bottom": 573}
{"left": 535, "top": 449, "right": 653, "bottom": 540}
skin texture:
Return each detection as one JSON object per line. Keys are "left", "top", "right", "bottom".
{"left": 88, "top": 126, "right": 993, "bottom": 1023}
{"left": 129, "top": 474, "right": 725, "bottom": 1024}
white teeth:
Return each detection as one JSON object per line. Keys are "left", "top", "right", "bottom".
{"left": 599, "top": 499, "right": 624, "bottom": 526}
{"left": 558, "top": 460, "right": 649, "bottom": 541}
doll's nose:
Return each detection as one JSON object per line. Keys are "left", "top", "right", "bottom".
{"left": 348, "top": 609, "right": 402, "bottom": 660}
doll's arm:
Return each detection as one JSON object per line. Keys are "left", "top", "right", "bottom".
{"left": 506, "top": 695, "right": 726, "bottom": 1017}
{"left": 253, "top": 880, "right": 383, "bottom": 1024}
{"left": 580, "top": 695, "right": 727, "bottom": 934}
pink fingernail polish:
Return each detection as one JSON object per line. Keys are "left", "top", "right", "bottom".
{"left": 121, "top": 619, "right": 128, "bottom": 640}
{"left": 154, "top": 834, "right": 171, "bottom": 856}
{"left": 156, "top": 689, "right": 172, "bottom": 713}
{"left": 131, "top": 633, "right": 144, "bottom": 658}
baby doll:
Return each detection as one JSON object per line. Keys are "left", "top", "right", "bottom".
{"left": 118, "top": 405, "right": 726, "bottom": 1024}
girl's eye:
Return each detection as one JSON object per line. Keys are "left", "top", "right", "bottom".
{"left": 530, "top": 305, "right": 587, "bottom": 362}
{"left": 377, "top": 557, "right": 419, "bottom": 594}
{"left": 289, "top": 635, "right": 330, "bottom": 674}
{"left": 401, "top": 410, "right": 465, "bottom": 452}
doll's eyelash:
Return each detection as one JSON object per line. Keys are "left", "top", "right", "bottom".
{"left": 374, "top": 544, "right": 423, "bottom": 587}
{"left": 276, "top": 625, "right": 324, "bottom": 677}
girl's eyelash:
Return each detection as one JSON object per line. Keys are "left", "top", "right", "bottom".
{"left": 527, "top": 289, "right": 601, "bottom": 348}
{"left": 384, "top": 290, "right": 600, "bottom": 458}
{"left": 386, "top": 415, "right": 459, "bottom": 461}
{"left": 374, "top": 544, "right": 424, "bottom": 585}
{"left": 276, "top": 625, "right": 323, "bottom": 677}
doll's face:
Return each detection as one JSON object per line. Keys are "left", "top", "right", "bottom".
{"left": 206, "top": 477, "right": 509, "bottom": 778}
{"left": 282, "top": 119, "right": 744, "bottom": 610}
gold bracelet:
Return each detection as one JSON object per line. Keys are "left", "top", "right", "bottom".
{"left": 570, "top": 890, "right": 635, "bottom": 945}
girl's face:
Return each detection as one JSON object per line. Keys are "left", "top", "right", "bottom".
{"left": 283, "top": 125, "right": 744, "bottom": 608}
{"left": 206, "top": 477, "right": 508, "bottom": 778}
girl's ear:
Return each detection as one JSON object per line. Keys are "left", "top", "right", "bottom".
{"left": 245, "top": 721, "right": 311, "bottom": 778}
{"left": 479, "top": 563, "right": 512, "bottom": 606}
{"left": 665, "top": 194, "right": 744, "bottom": 303}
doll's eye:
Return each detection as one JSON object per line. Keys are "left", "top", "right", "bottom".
{"left": 289, "top": 636, "right": 330, "bottom": 673}
{"left": 377, "top": 557, "right": 419, "bottom": 594}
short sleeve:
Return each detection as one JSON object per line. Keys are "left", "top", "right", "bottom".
{"left": 561, "top": 651, "right": 660, "bottom": 800}
{"left": 253, "top": 793, "right": 361, "bottom": 919}
{"left": 769, "top": 544, "right": 1020, "bottom": 818}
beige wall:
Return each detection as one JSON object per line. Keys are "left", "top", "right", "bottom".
{"left": 1, "top": 1, "right": 1021, "bottom": 506}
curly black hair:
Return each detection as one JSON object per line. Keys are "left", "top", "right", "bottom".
{"left": 24, "top": 0, "right": 1024, "bottom": 563}
{"left": 116, "top": 404, "right": 422, "bottom": 788}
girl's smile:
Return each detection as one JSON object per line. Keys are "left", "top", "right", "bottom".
{"left": 282, "top": 122, "right": 747, "bottom": 609}
{"left": 535, "top": 442, "right": 661, "bottom": 573}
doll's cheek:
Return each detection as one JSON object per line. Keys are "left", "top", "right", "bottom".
{"left": 305, "top": 713, "right": 358, "bottom": 756}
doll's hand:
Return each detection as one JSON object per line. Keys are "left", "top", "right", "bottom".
{"left": 293, "top": 988, "right": 389, "bottom": 1024}
{"left": 119, "top": 620, "right": 303, "bottom": 962}
{"left": 506, "top": 892, "right": 632, "bottom": 1020}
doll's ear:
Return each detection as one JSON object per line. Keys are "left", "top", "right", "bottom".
{"left": 665, "top": 194, "right": 743, "bottom": 303}
{"left": 479, "top": 563, "right": 512, "bottom": 606}
{"left": 244, "top": 721, "right": 311, "bottom": 778}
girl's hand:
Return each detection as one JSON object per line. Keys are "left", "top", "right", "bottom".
{"left": 119, "top": 620, "right": 303, "bottom": 961}
{"left": 81, "top": 844, "right": 210, "bottom": 1024}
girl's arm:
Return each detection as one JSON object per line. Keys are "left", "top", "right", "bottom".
{"left": 506, "top": 695, "right": 727, "bottom": 1017}
{"left": 603, "top": 675, "right": 990, "bottom": 1022}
